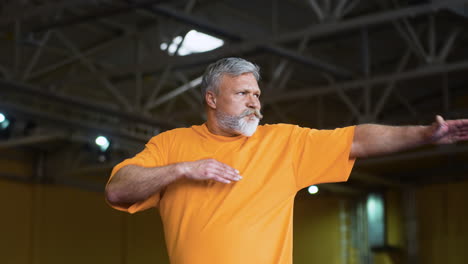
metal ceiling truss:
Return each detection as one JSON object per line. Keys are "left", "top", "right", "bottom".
{"left": 0, "top": 1, "right": 465, "bottom": 129}
{"left": 1, "top": 0, "right": 468, "bottom": 192}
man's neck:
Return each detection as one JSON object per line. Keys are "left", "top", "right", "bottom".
{"left": 206, "top": 119, "right": 240, "bottom": 137}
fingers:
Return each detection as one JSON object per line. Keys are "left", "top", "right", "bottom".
{"left": 431, "top": 116, "right": 468, "bottom": 144}
{"left": 449, "top": 119, "right": 468, "bottom": 128}
{"left": 444, "top": 120, "right": 468, "bottom": 136}
{"left": 215, "top": 169, "right": 242, "bottom": 183}
{"left": 219, "top": 162, "right": 241, "bottom": 180}
{"left": 195, "top": 159, "right": 242, "bottom": 184}
{"left": 208, "top": 162, "right": 242, "bottom": 183}
{"left": 453, "top": 130, "right": 468, "bottom": 142}
{"left": 436, "top": 115, "right": 446, "bottom": 126}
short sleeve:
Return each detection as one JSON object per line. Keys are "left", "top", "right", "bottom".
{"left": 106, "top": 133, "right": 169, "bottom": 213}
{"left": 292, "top": 126, "right": 356, "bottom": 190}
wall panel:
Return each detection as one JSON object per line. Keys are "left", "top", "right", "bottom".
{"left": 294, "top": 195, "right": 344, "bottom": 264}
{"left": 417, "top": 180, "right": 468, "bottom": 264}
{"left": 125, "top": 210, "right": 169, "bottom": 264}
{"left": 32, "top": 185, "right": 123, "bottom": 264}
{"left": 0, "top": 178, "right": 169, "bottom": 264}
{"left": 4, "top": 176, "right": 467, "bottom": 264}
{"left": 0, "top": 180, "right": 33, "bottom": 264}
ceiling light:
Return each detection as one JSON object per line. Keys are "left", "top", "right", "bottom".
{"left": 0, "top": 113, "right": 10, "bottom": 130}
{"left": 308, "top": 185, "right": 319, "bottom": 194}
{"left": 160, "top": 30, "right": 224, "bottom": 56}
{"left": 95, "top": 136, "right": 110, "bottom": 152}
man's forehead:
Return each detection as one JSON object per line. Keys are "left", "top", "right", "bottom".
{"left": 219, "top": 73, "right": 260, "bottom": 90}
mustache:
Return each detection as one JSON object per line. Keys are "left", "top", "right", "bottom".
{"left": 239, "top": 109, "right": 263, "bottom": 120}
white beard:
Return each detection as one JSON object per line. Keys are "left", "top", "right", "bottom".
{"left": 237, "top": 116, "right": 259, "bottom": 136}
{"left": 216, "top": 110, "right": 260, "bottom": 137}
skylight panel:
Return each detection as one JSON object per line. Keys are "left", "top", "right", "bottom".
{"left": 160, "top": 30, "right": 224, "bottom": 56}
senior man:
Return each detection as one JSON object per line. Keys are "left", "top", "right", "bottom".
{"left": 106, "top": 57, "right": 468, "bottom": 264}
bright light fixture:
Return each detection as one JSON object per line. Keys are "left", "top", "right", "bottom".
{"left": 308, "top": 185, "right": 319, "bottom": 195}
{"left": 160, "top": 30, "right": 224, "bottom": 56}
{"left": 95, "top": 136, "right": 110, "bottom": 152}
{"left": 0, "top": 113, "right": 10, "bottom": 130}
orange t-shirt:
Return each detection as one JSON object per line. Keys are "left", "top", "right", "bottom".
{"left": 109, "top": 123, "right": 356, "bottom": 264}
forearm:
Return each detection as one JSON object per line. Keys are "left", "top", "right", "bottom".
{"left": 351, "top": 124, "right": 432, "bottom": 158}
{"left": 105, "top": 163, "right": 184, "bottom": 208}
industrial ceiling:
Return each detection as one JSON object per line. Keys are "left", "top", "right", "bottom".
{"left": 0, "top": 0, "right": 467, "bottom": 193}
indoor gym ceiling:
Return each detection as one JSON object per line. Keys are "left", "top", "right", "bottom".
{"left": 0, "top": 0, "right": 467, "bottom": 194}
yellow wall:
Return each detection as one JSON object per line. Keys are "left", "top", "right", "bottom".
{"left": 3, "top": 175, "right": 468, "bottom": 264}
{"left": 374, "top": 180, "right": 468, "bottom": 264}
{"left": 294, "top": 195, "right": 346, "bottom": 264}
{"left": 386, "top": 190, "right": 405, "bottom": 248}
{"left": 416, "top": 180, "right": 468, "bottom": 264}
{"left": 374, "top": 190, "right": 406, "bottom": 264}
{"left": 0, "top": 179, "right": 169, "bottom": 264}
{"left": 0, "top": 148, "right": 35, "bottom": 179}
{"left": 1, "top": 178, "right": 349, "bottom": 264}
{"left": 1, "top": 180, "right": 33, "bottom": 264}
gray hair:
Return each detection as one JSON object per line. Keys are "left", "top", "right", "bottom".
{"left": 200, "top": 57, "right": 260, "bottom": 102}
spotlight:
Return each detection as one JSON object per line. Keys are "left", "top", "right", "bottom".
{"left": 95, "top": 136, "right": 110, "bottom": 152}
{"left": 307, "top": 185, "right": 319, "bottom": 195}
{"left": 0, "top": 113, "right": 10, "bottom": 130}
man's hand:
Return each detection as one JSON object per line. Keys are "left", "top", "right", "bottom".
{"left": 179, "top": 159, "right": 242, "bottom": 184}
{"left": 428, "top": 115, "right": 468, "bottom": 144}
{"left": 351, "top": 115, "right": 468, "bottom": 158}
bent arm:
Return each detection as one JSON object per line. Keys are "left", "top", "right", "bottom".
{"left": 105, "top": 164, "right": 183, "bottom": 210}
{"left": 105, "top": 159, "right": 242, "bottom": 210}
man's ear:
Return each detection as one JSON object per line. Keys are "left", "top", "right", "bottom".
{"left": 206, "top": 91, "right": 217, "bottom": 109}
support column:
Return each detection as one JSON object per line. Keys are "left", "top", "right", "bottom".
{"left": 404, "top": 188, "right": 419, "bottom": 264}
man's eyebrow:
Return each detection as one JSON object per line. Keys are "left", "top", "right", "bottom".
{"left": 236, "top": 87, "right": 259, "bottom": 92}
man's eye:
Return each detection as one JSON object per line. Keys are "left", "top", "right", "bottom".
{"left": 238, "top": 92, "right": 245, "bottom": 95}
{"left": 254, "top": 94, "right": 260, "bottom": 98}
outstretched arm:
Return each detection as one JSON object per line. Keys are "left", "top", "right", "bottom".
{"left": 350, "top": 115, "right": 468, "bottom": 159}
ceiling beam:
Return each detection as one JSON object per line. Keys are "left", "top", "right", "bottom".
{"left": 30, "top": 0, "right": 168, "bottom": 33}
{"left": 145, "top": 75, "right": 203, "bottom": 110}
{"left": 30, "top": 2, "right": 354, "bottom": 79}
{"left": 0, "top": 79, "right": 179, "bottom": 129}
{"left": 96, "top": 0, "right": 468, "bottom": 80}
{"left": 136, "top": 4, "right": 355, "bottom": 79}
{"left": 263, "top": 59, "right": 468, "bottom": 104}
{"left": 275, "top": 0, "right": 468, "bottom": 44}
{"left": 0, "top": 101, "right": 151, "bottom": 143}
{"left": 0, "top": 0, "right": 102, "bottom": 26}
{"left": 0, "top": 134, "right": 67, "bottom": 149}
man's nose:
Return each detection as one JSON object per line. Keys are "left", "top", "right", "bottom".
{"left": 246, "top": 95, "right": 260, "bottom": 109}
